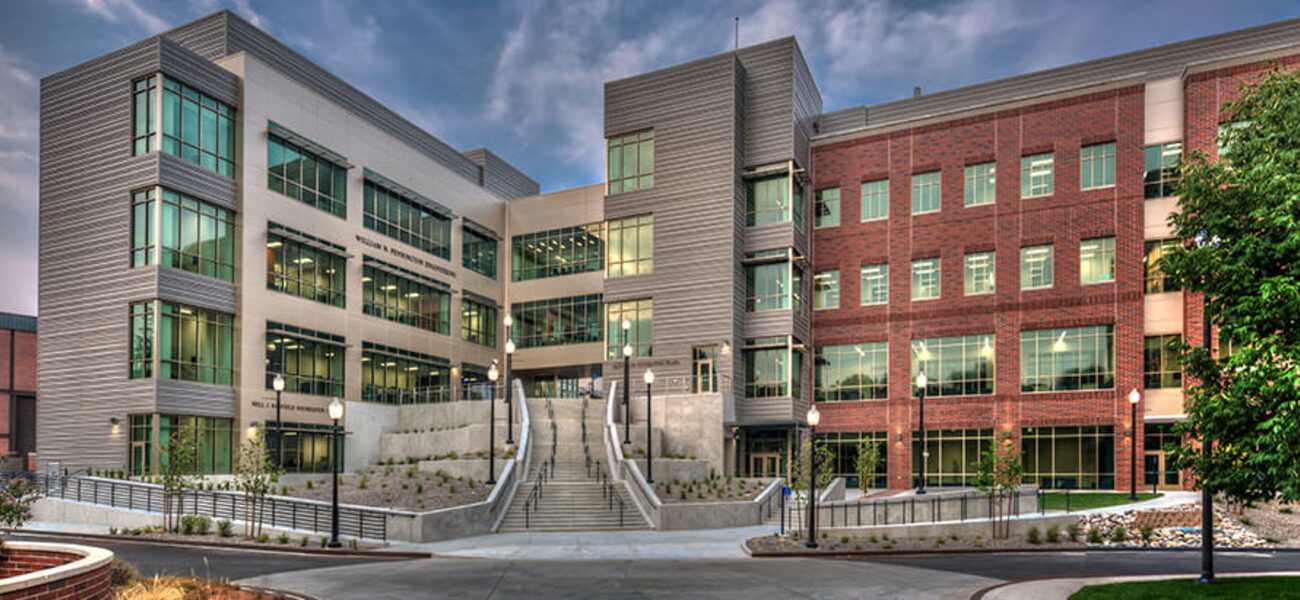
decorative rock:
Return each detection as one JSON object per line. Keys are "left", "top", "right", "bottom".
{"left": 1075, "top": 501, "right": 1274, "bottom": 549}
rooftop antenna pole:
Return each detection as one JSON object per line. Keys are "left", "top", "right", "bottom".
{"left": 734, "top": 16, "right": 739, "bottom": 51}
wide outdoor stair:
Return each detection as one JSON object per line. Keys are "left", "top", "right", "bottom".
{"left": 499, "top": 397, "right": 646, "bottom": 532}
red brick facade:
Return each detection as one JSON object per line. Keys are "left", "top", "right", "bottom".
{"left": 0, "top": 326, "right": 37, "bottom": 460}
{"left": 0, "top": 548, "right": 112, "bottom": 600}
{"left": 811, "top": 85, "right": 1148, "bottom": 490}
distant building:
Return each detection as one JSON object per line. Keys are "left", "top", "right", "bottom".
{"left": 37, "top": 10, "right": 1300, "bottom": 489}
{"left": 0, "top": 313, "right": 37, "bottom": 468}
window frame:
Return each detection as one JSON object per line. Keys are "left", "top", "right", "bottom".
{"left": 964, "top": 251, "right": 995, "bottom": 296}
{"left": 1144, "top": 334, "right": 1183, "bottom": 389}
{"left": 1143, "top": 239, "right": 1181, "bottom": 294}
{"left": 1079, "top": 142, "right": 1116, "bottom": 190}
{"left": 1144, "top": 142, "right": 1182, "bottom": 199}
{"left": 1079, "top": 237, "right": 1116, "bottom": 285}
{"left": 1020, "top": 152, "right": 1054, "bottom": 198}
{"left": 1020, "top": 244, "right": 1054, "bottom": 290}
{"left": 964, "top": 162, "right": 996, "bottom": 207}
{"left": 911, "top": 171, "right": 941, "bottom": 215}
{"left": 1020, "top": 325, "right": 1116, "bottom": 393}
{"left": 910, "top": 334, "right": 995, "bottom": 397}
{"left": 813, "top": 188, "right": 840, "bottom": 229}
{"left": 910, "top": 257, "right": 940, "bottom": 301}
{"left": 861, "top": 179, "right": 889, "bottom": 222}
{"left": 607, "top": 130, "right": 654, "bottom": 195}
{"left": 861, "top": 264, "right": 889, "bottom": 305}
{"left": 813, "top": 270, "right": 839, "bottom": 310}
{"left": 605, "top": 214, "right": 653, "bottom": 277}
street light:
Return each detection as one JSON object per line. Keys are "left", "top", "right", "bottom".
{"left": 916, "top": 369, "right": 928, "bottom": 495}
{"left": 327, "top": 397, "right": 343, "bottom": 548}
{"left": 806, "top": 404, "right": 821, "bottom": 549}
{"left": 1129, "top": 388, "right": 1141, "bottom": 500}
{"left": 1195, "top": 233, "right": 1218, "bottom": 585}
{"left": 622, "top": 318, "right": 632, "bottom": 445}
{"left": 505, "top": 329, "right": 515, "bottom": 446}
{"left": 488, "top": 360, "right": 500, "bottom": 485}
{"left": 272, "top": 373, "right": 285, "bottom": 468}
{"left": 644, "top": 369, "right": 655, "bottom": 484}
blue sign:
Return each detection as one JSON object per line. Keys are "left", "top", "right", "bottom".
{"left": 782, "top": 486, "right": 791, "bottom": 496}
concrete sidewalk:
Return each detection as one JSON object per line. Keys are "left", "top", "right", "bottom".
{"left": 981, "top": 569, "right": 1300, "bottom": 599}
{"left": 386, "top": 525, "right": 777, "bottom": 559}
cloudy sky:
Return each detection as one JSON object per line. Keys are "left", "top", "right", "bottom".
{"left": 0, "top": 0, "right": 1295, "bottom": 315}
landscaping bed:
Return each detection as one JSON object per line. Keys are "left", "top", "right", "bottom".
{"left": 654, "top": 476, "right": 772, "bottom": 504}
{"left": 106, "top": 517, "right": 384, "bottom": 550}
{"left": 1076, "top": 501, "right": 1286, "bottom": 549}
{"left": 748, "top": 525, "right": 1087, "bottom": 555}
{"left": 112, "top": 559, "right": 297, "bottom": 599}
{"left": 276, "top": 464, "right": 491, "bottom": 511}
{"left": 1070, "top": 576, "right": 1300, "bottom": 599}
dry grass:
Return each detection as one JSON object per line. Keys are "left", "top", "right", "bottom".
{"left": 115, "top": 575, "right": 276, "bottom": 599}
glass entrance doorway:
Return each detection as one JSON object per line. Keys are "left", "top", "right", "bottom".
{"left": 692, "top": 346, "right": 717, "bottom": 393}
{"left": 750, "top": 453, "right": 780, "bottom": 478}
{"left": 1144, "top": 452, "right": 1180, "bottom": 488}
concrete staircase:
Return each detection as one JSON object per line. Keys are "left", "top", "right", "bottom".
{"left": 498, "top": 397, "right": 646, "bottom": 532}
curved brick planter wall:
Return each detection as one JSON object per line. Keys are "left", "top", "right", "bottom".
{"left": 0, "top": 542, "right": 113, "bottom": 600}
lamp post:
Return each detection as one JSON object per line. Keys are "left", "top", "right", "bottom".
{"left": 644, "top": 369, "right": 655, "bottom": 484}
{"left": 488, "top": 360, "right": 500, "bottom": 485}
{"left": 916, "top": 369, "right": 928, "bottom": 495}
{"left": 1199, "top": 290, "right": 1217, "bottom": 584}
{"left": 622, "top": 318, "right": 632, "bottom": 444}
{"left": 327, "top": 397, "right": 343, "bottom": 548}
{"left": 805, "top": 405, "right": 821, "bottom": 548}
{"left": 272, "top": 373, "right": 285, "bottom": 468}
{"left": 1129, "top": 388, "right": 1141, "bottom": 500}
{"left": 505, "top": 312, "right": 515, "bottom": 446}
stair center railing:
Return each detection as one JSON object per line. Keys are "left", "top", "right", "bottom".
{"left": 593, "top": 459, "right": 626, "bottom": 528}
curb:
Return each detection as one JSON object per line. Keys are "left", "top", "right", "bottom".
{"left": 12, "top": 529, "right": 432, "bottom": 559}
{"left": 233, "top": 582, "right": 323, "bottom": 600}
{"left": 972, "top": 569, "right": 1300, "bottom": 600}
{"left": 746, "top": 544, "right": 1300, "bottom": 559}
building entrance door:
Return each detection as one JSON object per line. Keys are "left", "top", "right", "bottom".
{"left": 1144, "top": 451, "right": 1181, "bottom": 488}
{"left": 749, "top": 453, "right": 780, "bottom": 478}
{"left": 692, "top": 346, "right": 717, "bottom": 393}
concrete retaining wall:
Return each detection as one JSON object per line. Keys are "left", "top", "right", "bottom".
{"left": 814, "top": 513, "right": 1082, "bottom": 541}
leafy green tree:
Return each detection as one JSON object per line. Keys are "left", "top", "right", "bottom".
{"left": 791, "top": 433, "right": 834, "bottom": 494}
{"left": 972, "top": 432, "right": 1023, "bottom": 539}
{"left": 0, "top": 479, "right": 40, "bottom": 533}
{"left": 159, "top": 427, "right": 198, "bottom": 532}
{"left": 1163, "top": 63, "right": 1300, "bottom": 505}
{"left": 854, "top": 438, "right": 881, "bottom": 490}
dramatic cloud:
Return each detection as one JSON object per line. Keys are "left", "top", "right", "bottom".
{"left": 77, "top": 0, "right": 169, "bottom": 33}
{"left": 0, "top": 44, "right": 40, "bottom": 314}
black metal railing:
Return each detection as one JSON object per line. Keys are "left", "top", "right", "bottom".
{"left": 38, "top": 474, "right": 398, "bottom": 541}
{"left": 593, "top": 459, "right": 625, "bottom": 528}
{"left": 785, "top": 488, "right": 1038, "bottom": 530}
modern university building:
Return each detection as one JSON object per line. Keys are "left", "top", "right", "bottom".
{"left": 36, "top": 10, "right": 1300, "bottom": 491}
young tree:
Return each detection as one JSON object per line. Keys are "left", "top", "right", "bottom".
{"left": 1162, "top": 63, "right": 1300, "bottom": 505}
{"left": 854, "top": 438, "right": 881, "bottom": 491}
{"left": 235, "top": 429, "right": 283, "bottom": 539}
{"left": 0, "top": 479, "right": 41, "bottom": 533}
{"left": 791, "top": 433, "right": 835, "bottom": 494}
{"left": 159, "top": 427, "right": 198, "bottom": 532}
{"left": 972, "top": 432, "right": 1023, "bottom": 539}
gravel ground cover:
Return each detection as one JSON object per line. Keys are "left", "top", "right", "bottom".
{"left": 654, "top": 477, "right": 772, "bottom": 504}
{"left": 748, "top": 527, "right": 1087, "bottom": 554}
{"left": 279, "top": 464, "right": 491, "bottom": 512}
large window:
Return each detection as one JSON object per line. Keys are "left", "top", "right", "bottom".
{"left": 267, "top": 226, "right": 346, "bottom": 308}
{"left": 362, "top": 257, "right": 451, "bottom": 334}
{"left": 511, "top": 294, "right": 603, "bottom": 349}
{"left": 1020, "top": 152, "right": 1054, "bottom": 198}
{"left": 269, "top": 422, "right": 339, "bottom": 473}
{"left": 964, "top": 252, "right": 994, "bottom": 295}
{"left": 911, "top": 334, "right": 995, "bottom": 397}
{"left": 861, "top": 264, "right": 888, "bottom": 305}
{"left": 268, "top": 134, "right": 347, "bottom": 218}
{"left": 824, "top": 431, "right": 888, "bottom": 489}
{"left": 815, "top": 342, "right": 888, "bottom": 402}
{"left": 511, "top": 224, "right": 603, "bottom": 281}
{"left": 1020, "top": 325, "right": 1115, "bottom": 392}
{"left": 1144, "top": 142, "right": 1182, "bottom": 199}
{"left": 131, "top": 188, "right": 235, "bottom": 282}
{"left": 1020, "top": 245, "right": 1053, "bottom": 290}
{"left": 964, "top": 162, "right": 996, "bottom": 207}
{"left": 1080, "top": 237, "right": 1115, "bottom": 284}
{"left": 1144, "top": 239, "right": 1181, "bottom": 294}
{"left": 132, "top": 76, "right": 157, "bottom": 155}
{"left": 265, "top": 323, "right": 345, "bottom": 397}
{"left": 911, "top": 171, "right": 941, "bottom": 214}
{"left": 1080, "top": 142, "right": 1115, "bottom": 190}
{"left": 1022, "top": 426, "right": 1115, "bottom": 490}
{"left": 744, "top": 339, "right": 801, "bottom": 399}
{"left": 462, "top": 227, "right": 498, "bottom": 279}
{"left": 129, "top": 301, "right": 154, "bottom": 379}
{"left": 361, "top": 343, "right": 450, "bottom": 404}
{"left": 461, "top": 297, "right": 498, "bottom": 348}
{"left": 814, "top": 188, "right": 840, "bottom": 228}
{"left": 911, "top": 258, "right": 940, "bottom": 300}
{"left": 363, "top": 179, "right": 452, "bottom": 260}
{"left": 128, "top": 301, "right": 234, "bottom": 385}
{"left": 746, "top": 257, "right": 801, "bottom": 312}
{"left": 747, "top": 174, "right": 794, "bottom": 226}
{"left": 606, "top": 214, "right": 653, "bottom": 277}
{"left": 913, "top": 429, "right": 992, "bottom": 487}
{"left": 606, "top": 299, "right": 652, "bottom": 359}
{"left": 607, "top": 130, "right": 653, "bottom": 194}
{"left": 1144, "top": 334, "right": 1183, "bottom": 389}
{"left": 161, "top": 77, "right": 236, "bottom": 178}
{"left": 813, "top": 270, "right": 839, "bottom": 310}
{"left": 129, "top": 414, "right": 233, "bottom": 475}
{"left": 861, "top": 179, "right": 889, "bottom": 221}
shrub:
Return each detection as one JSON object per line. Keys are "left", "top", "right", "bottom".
{"left": 217, "top": 519, "right": 233, "bottom": 538}
{"left": 1240, "top": 516, "right": 1254, "bottom": 526}
{"left": 840, "top": 536, "right": 850, "bottom": 544}
{"left": 320, "top": 537, "right": 328, "bottom": 547}
{"left": 110, "top": 558, "right": 139, "bottom": 587}
{"left": 193, "top": 515, "right": 211, "bottom": 535}
{"left": 358, "top": 476, "right": 368, "bottom": 490}
{"left": 256, "top": 532, "right": 270, "bottom": 543}
{"left": 1280, "top": 506, "right": 1293, "bottom": 514}
{"left": 1111, "top": 526, "right": 1128, "bottom": 543}
{"left": 1265, "top": 535, "right": 1284, "bottom": 544}
{"left": 278, "top": 533, "right": 290, "bottom": 544}
{"left": 1067, "top": 523, "right": 1081, "bottom": 542}
{"left": 109, "top": 527, "right": 118, "bottom": 535}
{"left": 1140, "top": 525, "right": 1155, "bottom": 544}
{"left": 407, "top": 466, "right": 418, "bottom": 479}
{"left": 300, "top": 537, "right": 308, "bottom": 547}
{"left": 1046, "top": 524, "right": 1060, "bottom": 543}
{"left": 973, "top": 538, "right": 985, "bottom": 548}
{"left": 821, "top": 531, "right": 828, "bottom": 539}
{"left": 1087, "top": 526, "right": 1102, "bottom": 544}
{"left": 305, "top": 480, "right": 313, "bottom": 490}
{"left": 1026, "top": 526, "right": 1042, "bottom": 544}
{"left": 349, "top": 538, "right": 358, "bottom": 549}
{"left": 178, "top": 514, "right": 199, "bottom": 535}
{"left": 868, "top": 535, "right": 878, "bottom": 543}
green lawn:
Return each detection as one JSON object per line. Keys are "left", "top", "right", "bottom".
{"left": 1070, "top": 576, "right": 1300, "bottom": 599}
{"left": 1041, "top": 492, "right": 1161, "bottom": 511}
